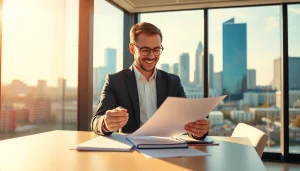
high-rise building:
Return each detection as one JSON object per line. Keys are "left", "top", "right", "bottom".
{"left": 273, "top": 58, "right": 281, "bottom": 90}
{"left": 209, "top": 54, "right": 214, "bottom": 89}
{"left": 213, "top": 72, "right": 222, "bottom": 95}
{"left": 26, "top": 97, "right": 51, "bottom": 124}
{"left": 105, "top": 48, "right": 117, "bottom": 74}
{"left": 0, "top": 105, "right": 16, "bottom": 132}
{"left": 172, "top": 63, "right": 179, "bottom": 76}
{"left": 194, "top": 41, "right": 203, "bottom": 86}
{"left": 38, "top": 80, "right": 47, "bottom": 97}
{"left": 179, "top": 53, "right": 190, "bottom": 86}
{"left": 222, "top": 18, "right": 247, "bottom": 100}
{"left": 247, "top": 69, "right": 256, "bottom": 89}
{"left": 93, "top": 66, "right": 109, "bottom": 100}
{"left": 273, "top": 57, "right": 300, "bottom": 90}
{"left": 161, "top": 64, "right": 170, "bottom": 73}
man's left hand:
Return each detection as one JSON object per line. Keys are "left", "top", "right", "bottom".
{"left": 184, "top": 119, "right": 211, "bottom": 137}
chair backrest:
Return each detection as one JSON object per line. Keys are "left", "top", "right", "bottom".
{"left": 231, "top": 123, "right": 268, "bottom": 157}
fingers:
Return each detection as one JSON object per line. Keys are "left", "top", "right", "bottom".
{"left": 186, "top": 122, "right": 210, "bottom": 130}
{"left": 104, "top": 107, "right": 129, "bottom": 131}
{"left": 194, "top": 119, "right": 210, "bottom": 125}
{"left": 185, "top": 125, "right": 208, "bottom": 134}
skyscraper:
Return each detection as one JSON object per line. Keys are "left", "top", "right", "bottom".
{"left": 161, "top": 64, "right": 170, "bottom": 73}
{"left": 273, "top": 58, "right": 281, "bottom": 90}
{"left": 194, "top": 41, "right": 203, "bottom": 86}
{"left": 209, "top": 54, "right": 214, "bottom": 89}
{"left": 213, "top": 72, "right": 222, "bottom": 95}
{"left": 273, "top": 57, "right": 300, "bottom": 90}
{"left": 0, "top": 105, "right": 16, "bottom": 132}
{"left": 179, "top": 53, "right": 190, "bottom": 86}
{"left": 93, "top": 66, "right": 108, "bottom": 100}
{"left": 38, "top": 80, "right": 47, "bottom": 97}
{"left": 105, "top": 48, "right": 117, "bottom": 74}
{"left": 172, "top": 63, "right": 179, "bottom": 76}
{"left": 247, "top": 69, "right": 256, "bottom": 89}
{"left": 57, "top": 78, "right": 66, "bottom": 92}
{"left": 222, "top": 18, "right": 247, "bottom": 100}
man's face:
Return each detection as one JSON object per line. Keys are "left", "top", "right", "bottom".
{"left": 130, "top": 33, "right": 162, "bottom": 72}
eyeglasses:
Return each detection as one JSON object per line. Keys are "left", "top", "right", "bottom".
{"left": 133, "top": 44, "right": 164, "bottom": 56}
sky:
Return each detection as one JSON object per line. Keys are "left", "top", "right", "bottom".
{"left": 1, "top": 0, "right": 300, "bottom": 87}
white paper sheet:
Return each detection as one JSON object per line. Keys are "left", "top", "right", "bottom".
{"left": 130, "top": 95, "right": 226, "bottom": 137}
{"left": 136, "top": 147, "right": 210, "bottom": 158}
{"left": 76, "top": 133, "right": 133, "bottom": 151}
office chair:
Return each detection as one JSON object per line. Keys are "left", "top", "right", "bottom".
{"left": 231, "top": 123, "right": 269, "bottom": 157}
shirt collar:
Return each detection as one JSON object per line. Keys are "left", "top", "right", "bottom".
{"left": 133, "top": 65, "right": 157, "bottom": 81}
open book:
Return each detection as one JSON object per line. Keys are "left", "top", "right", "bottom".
{"left": 126, "top": 136, "right": 188, "bottom": 149}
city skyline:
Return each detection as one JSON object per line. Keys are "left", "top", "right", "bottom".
{"left": 1, "top": 1, "right": 300, "bottom": 88}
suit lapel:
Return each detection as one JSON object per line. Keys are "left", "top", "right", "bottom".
{"left": 156, "top": 69, "right": 167, "bottom": 108}
{"left": 124, "top": 66, "right": 140, "bottom": 125}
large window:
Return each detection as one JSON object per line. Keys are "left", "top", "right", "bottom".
{"left": 93, "top": 0, "right": 123, "bottom": 113}
{"left": 288, "top": 4, "right": 300, "bottom": 154}
{"left": 0, "top": 0, "right": 79, "bottom": 140}
{"left": 209, "top": 6, "right": 282, "bottom": 152}
{"left": 140, "top": 11, "right": 205, "bottom": 98}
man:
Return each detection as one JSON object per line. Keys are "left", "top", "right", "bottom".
{"left": 91, "top": 22, "right": 210, "bottom": 139}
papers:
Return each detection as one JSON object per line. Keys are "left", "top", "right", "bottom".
{"left": 131, "top": 95, "right": 226, "bottom": 137}
{"left": 136, "top": 147, "right": 210, "bottom": 159}
{"left": 76, "top": 133, "right": 133, "bottom": 151}
{"left": 126, "top": 136, "right": 187, "bottom": 149}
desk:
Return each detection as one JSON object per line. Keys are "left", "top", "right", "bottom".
{"left": 0, "top": 130, "right": 266, "bottom": 171}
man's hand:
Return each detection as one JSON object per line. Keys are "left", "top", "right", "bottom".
{"left": 103, "top": 107, "right": 129, "bottom": 132}
{"left": 184, "top": 119, "right": 210, "bottom": 137}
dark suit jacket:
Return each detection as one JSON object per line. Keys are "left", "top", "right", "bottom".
{"left": 91, "top": 65, "right": 207, "bottom": 139}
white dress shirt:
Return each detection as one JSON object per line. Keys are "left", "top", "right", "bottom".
{"left": 133, "top": 65, "right": 157, "bottom": 125}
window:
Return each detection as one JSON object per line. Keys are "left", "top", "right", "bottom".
{"left": 0, "top": 0, "right": 79, "bottom": 140}
{"left": 93, "top": 0, "right": 123, "bottom": 113}
{"left": 209, "top": 6, "right": 281, "bottom": 152}
{"left": 140, "top": 10, "right": 204, "bottom": 98}
{"left": 288, "top": 4, "right": 300, "bottom": 154}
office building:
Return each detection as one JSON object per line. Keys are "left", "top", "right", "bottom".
{"left": 276, "top": 90, "right": 300, "bottom": 108}
{"left": 273, "top": 57, "right": 300, "bottom": 90}
{"left": 105, "top": 48, "right": 117, "bottom": 74}
{"left": 247, "top": 69, "right": 256, "bottom": 89}
{"left": 172, "top": 63, "right": 179, "bottom": 76}
{"left": 213, "top": 72, "right": 223, "bottom": 96}
{"left": 179, "top": 53, "right": 190, "bottom": 86}
{"left": 161, "top": 63, "right": 170, "bottom": 72}
{"left": 93, "top": 66, "right": 109, "bottom": 100}
{"left": 209, "top": 111, "right": 224, "bottom": 126}
{"left": 57, "top": 78, "right": 66, "bottom": 92}
{"left": 0, "top": 105, "right": 16, "bottom": 132}
{"left": 222, "top": 18, "right": 247, "bottom": 100}
{"left": 209, "top": 54, "right": 214, "bottom": 89}
{"left": 243, "top": 89, "right": 276, "bottom": 107}
{"left": 37, "top": 80, "right": 47, "bottom": 97}
{"left": 26, "top": 97, "right": 51, "bottom": 124}
{"left": 194, "top": 41, "right": 203, "bottom": 86}
{"left": 230, "top": 110, "right": 255, "bottom": 123}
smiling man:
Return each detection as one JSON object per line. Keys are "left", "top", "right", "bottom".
{"left": 91, "top": 22, "right": 210, "bottom": 140}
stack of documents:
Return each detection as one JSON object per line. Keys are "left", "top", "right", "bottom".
{"left": 126, "top": 136, "right": 187, "bottom": 149}
{"left": 76, "top": 133, "right": 133, "bottom": 151}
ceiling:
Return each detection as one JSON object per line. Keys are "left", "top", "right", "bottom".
{"left": 107, "top": 0, "right": 300, "bottom": 13}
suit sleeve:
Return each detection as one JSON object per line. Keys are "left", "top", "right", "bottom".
{"left": 175, "top": 76, "right": 208, "bottom": 140}
{"left": 91, "top": 74, "right": 118, "bottom": 136}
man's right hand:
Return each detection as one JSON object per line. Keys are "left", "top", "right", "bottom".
{"left": 103, "top": 107, "right": 129, "bottom": 132}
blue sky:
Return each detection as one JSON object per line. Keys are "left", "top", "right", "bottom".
{"left": 1, "top": 0, "right": 300, "bottom": 87}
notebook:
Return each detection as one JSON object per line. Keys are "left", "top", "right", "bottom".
{"left": 126, "top": 136, "right": 188, "bottom": 149}
{"left": 76, "top": 133, "right": 134, "bottom": 151}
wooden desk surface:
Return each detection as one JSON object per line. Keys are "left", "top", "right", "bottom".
{"left": 0, "top": 131, "right": 266, "bottom": 171}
